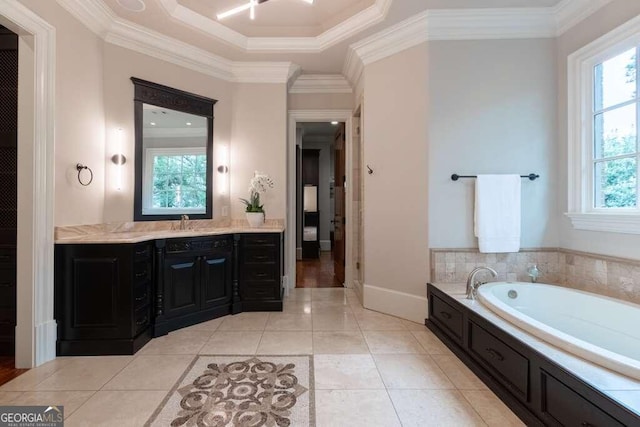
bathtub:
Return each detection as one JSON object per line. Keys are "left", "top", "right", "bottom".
{"left": 476, "top": 282, "right": 640, "bottom": 380}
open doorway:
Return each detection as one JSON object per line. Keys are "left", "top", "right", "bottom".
{"left": 295, "top": 122, "right": 346, "bottom": 288}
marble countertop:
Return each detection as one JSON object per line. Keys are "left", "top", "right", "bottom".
{"left": 55, "top": 219, "right": 285, "bottom": 244}
{"left": 429, "top": 282, "right": 640, "bottom": 417}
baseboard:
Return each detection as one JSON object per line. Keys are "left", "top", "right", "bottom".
{"left": 320, "top": 240, "right": 331, "bottom": 251}
{"left": 352, "top": 280, "right": 363, "bottom": 304}
{"left": 363, "top": 284, "right": 427, "bottom": 324}
{"left": 35, "top": 319, "right": 57, "bottom": 366}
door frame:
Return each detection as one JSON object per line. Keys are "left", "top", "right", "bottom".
{"left": 0, "top": 2, "right": 56, "bottom": 368}
{"left": 287, "top": 110, "right": 353, "bottom": 291}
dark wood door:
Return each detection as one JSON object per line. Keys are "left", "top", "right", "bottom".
{"left": 163, "top": 254, "right": 201, "bottom": 319}
{"left": 200, "top": 251, "right": 232, "bottom": 309}
{"left": 0, "top": 26, "right": 18, "bottom": 356}
{"left": 333, "top": 123, "right": 346, "bottom": 284}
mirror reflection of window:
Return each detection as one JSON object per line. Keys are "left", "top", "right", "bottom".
{"left": 141, "top": 105, "right": 208, "bottom": 215}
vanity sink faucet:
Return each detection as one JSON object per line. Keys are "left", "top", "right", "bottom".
{"left": 180, "top": 214, "right": 189, "bottom": 230}
{"left": 466, "top": 266, "right": 498, "bottom": 300}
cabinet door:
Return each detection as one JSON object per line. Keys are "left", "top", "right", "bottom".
{"left": 55, "top": 245, "right": 132, "bottom": 341}
{"left": 201, "top": 251, "right": 232, "bottom": 309}
{"left": 163, "top": 255, "right": 200, "bottom": 319}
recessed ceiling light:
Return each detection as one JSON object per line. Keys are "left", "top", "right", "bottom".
{"left": 186, "top": 122, "right": 192, "bottom": 126}
{"left": 116, "top": 0, "right": 146, "bottom": 12}
{"left": 218, "top": 0, "right": 313, "bottom": 20}
{"left": 331, "top": 121, "right": 338, "bottom": 125}
{"left": 150, "top": 122, "right": 156, "bottom": 126}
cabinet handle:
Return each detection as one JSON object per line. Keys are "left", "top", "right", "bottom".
{"left": 439, "top": 311, "right": 452, "bottom": 320}
{"left": 485, "top": 347, "right": 505, "bottom": 362}
{"left": 0, "top": 255, "right": 9, "bottom": 261}
{"left": 135, "top": 293, "right": 147, "bottom": 303}
{"left": 0, "top": 283, "right": 13, "bottom": 288}
{"left": 135, "top": 249, "right": 149, "bottom": 256}
{"left": 253, "top": 255, "right": 269, "bottom": 260}
{"left": 255, "top": 272, "right": 268, "bottom": 278}
{"left": 136, "top": 316, "right": 148, "bottom": 326}
{"left": 0, "top": 319, "right": 12, "bottom": 325}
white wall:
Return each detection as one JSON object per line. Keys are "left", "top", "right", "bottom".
{"left": 428, "top": 39, "right": 558, "bottom": 250}
{"left": 231, "top": 83, "right": 288, "bottom": 220}
{"left": 302, "top": 139, "right": 334, "bottom": 246}
{"left": 557, "top": 0, "right": 640, "bottom": 260}
{"left": 362, "top": 44, "right": 429, "bottom": 322}
{"left": 20, "top": 0, "right": 106, "bottom": 226}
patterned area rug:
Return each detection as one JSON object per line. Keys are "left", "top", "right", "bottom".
{"left": 146, "top": 355, "right": 314, "bottom": 427}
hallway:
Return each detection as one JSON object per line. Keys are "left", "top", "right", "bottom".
{"left": 296, "top": 251, "right": 343, "bottom": 288}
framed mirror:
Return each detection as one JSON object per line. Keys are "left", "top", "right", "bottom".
{"left": 132, "top": 77, "right": 217, "bottom": 221}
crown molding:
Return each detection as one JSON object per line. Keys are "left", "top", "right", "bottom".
{"left": 426, "top": 8, "right": 556, "bottom": 41}
{"left": 56, "top": 0, "right": 296, "bottom": 83}
{"left": 341, "top": 0, "right": 613, "bottom": 88}
{"left": 554, "top": 0, "right": 614, "bottom": 36}
{"left": 289, "top": 75, "right": 352, "bottom": 94}
{"left": 157, "top": 0, "right": 393, "bottom": 53}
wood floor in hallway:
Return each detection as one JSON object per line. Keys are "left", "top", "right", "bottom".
{"left": 0, "top": 357, "right": 27, "bottom": 387}
{"left": 296, "top": 251, "right": 343, "bottom": 288}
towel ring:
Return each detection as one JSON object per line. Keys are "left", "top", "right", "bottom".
{"left": 76, "top": 163, "right": 94, "bottom": 186}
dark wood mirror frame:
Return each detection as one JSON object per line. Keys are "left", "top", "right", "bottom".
{"left": 131, "top": 77, "right": 217, "bottom": 221}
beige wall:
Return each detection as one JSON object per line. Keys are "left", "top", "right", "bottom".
{"left": 557, "top": 0, "right": 640, "bottom": 260}
{"left": 231, "top": 83, "right": 288, "bottom": 220}
{"left": 428, "top": 38, "right": 558, "bottom": 250}
{"left": 20, "top": 0, "right": 105, "bottom": 226}
{"left": 101, "top": 43, "right": 234, "bottom": 222}
{"left": 363, "top": 44, "right": 429, "bottom": 300}
{"left": 288, "top": 92, "right": 353, "bottom": 111}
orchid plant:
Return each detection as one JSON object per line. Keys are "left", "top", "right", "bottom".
{"left": 240, "top": 172, "right": 274, "bottom": 213}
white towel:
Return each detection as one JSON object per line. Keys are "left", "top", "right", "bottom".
{"left": 474, "top": 174, "right": 521, "bottom": 253}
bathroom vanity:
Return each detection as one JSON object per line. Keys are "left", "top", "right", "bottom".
{"left": 54, "top": 224, "right": 283, "bottom": 356}
{"left": 426, "top": 283, "right": 640, "bottom": 426}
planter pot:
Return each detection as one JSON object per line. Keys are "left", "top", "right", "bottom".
{"left": 246, "top": 212, "right": 265, "bottom": 228}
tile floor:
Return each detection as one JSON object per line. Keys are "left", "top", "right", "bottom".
{"left": 0, "top": 288, "right": 524, "bottom": 426}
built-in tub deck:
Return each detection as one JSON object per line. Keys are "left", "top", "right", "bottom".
{"left": 427, "top": 282, "right": 640, "bottom": 425}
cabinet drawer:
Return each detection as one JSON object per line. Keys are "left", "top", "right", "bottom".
{"left": 134, "top": 262, "right": 151, "bottom": 283}
{"left": 540, "top": 370, "right": 623, "bottom": 427}
{"left": 133, "top": 244, "right": 152, "bottom": 260}
{"left": 243, "top": 247, "right": 276, "bottom": 264}
{"left": 241, "top": 282, "right": 280, "bottom": 300}
{"left": 133, "top": 282, "right": 151, "bottom": 311}
{"left": 469, "top": 321, "right": 529, "bottom": 401}
{"left": 430, "top": 295, "right": 463, "bottom": 343}
{"left": 242, "top": 265, "right": 277, "bottom": 282}
{"left": 134, "top": 306, "right": 150, "bottom": 336}
{"left": 242, "top": 234, "right": 278, "bottom": 247}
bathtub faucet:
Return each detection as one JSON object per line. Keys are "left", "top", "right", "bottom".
{"left": 466, "top": 266, "right": 498, "bottom": 300}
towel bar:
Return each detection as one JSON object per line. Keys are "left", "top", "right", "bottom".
{"left": 451, "top": 173, "right": 539, "bottom": 181}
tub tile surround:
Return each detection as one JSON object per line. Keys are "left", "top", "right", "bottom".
{"left": 54, "top": 218, "right": 285, "bottom": 243}
{"left": 431, "top": 248, "right": 640, "bottom": 305}
{"left": 429, "top": 283, "right": 640, "bottom": 419}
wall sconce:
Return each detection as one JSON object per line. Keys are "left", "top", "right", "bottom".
{"left": 218, "top": 145, "right": 229, "bottom": 194}
{"left": 112, "top": 128, "right": 127, "bottom": 191}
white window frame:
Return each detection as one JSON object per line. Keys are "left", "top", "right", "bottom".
{"left": 142, "top": 147, "right": 207, "bottom": 215}
{"left": 566, "top": 14, "right": 640, "bottom": 234}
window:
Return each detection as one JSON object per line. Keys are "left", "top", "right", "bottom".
{"left": 567, "top": 16, "right": 640, "bottom": 233}
{"left": 142, "top": 147, "right": 207, "bottom": 215}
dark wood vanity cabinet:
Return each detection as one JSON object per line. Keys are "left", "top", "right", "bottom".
{"left": 154, "top": 236, "right": 233, "bottom": 335}
{"left": 54, "top": 243, "right": 153, "bottom": 356}
{"left": 426, "top": 284, "right": 640, "bottom": 426}
{"left": 55, "top": 231, "right": 283, "bottom": 354}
